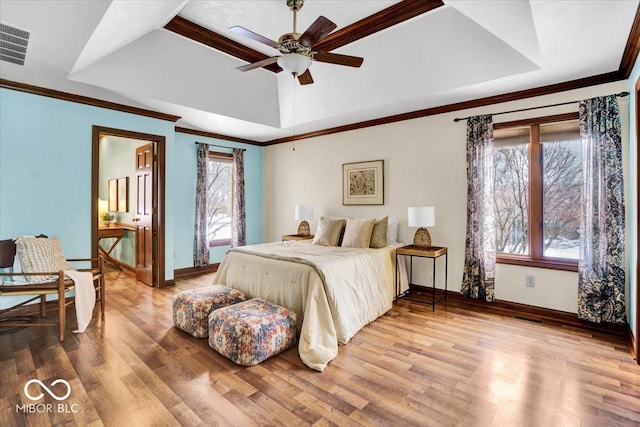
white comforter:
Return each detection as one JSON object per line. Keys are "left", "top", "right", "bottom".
{"left": 213, "top": 241, "right": 404, "bottom": 371}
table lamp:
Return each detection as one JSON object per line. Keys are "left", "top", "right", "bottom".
{"left": 408, "top": 207, "right": 435, "bottom": 247}
{"left": 295, "top": 205, "right": 314, "bottom": 237}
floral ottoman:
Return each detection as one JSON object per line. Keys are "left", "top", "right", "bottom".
{"left": 173, "top": 285, "right": 247, "bottom": 338}
{"left": 208, "top": 298, "right": 297, "bottom": 366}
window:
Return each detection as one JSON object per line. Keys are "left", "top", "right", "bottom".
{"left": 207, "top": 153, "right": 233, "bottom": 246}
{"left": 493, "top": 114, "right": 581, "bottom": 271}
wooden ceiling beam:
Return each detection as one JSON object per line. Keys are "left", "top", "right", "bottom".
{"left": 164, "top": 16, "right": 282, "bottom": 73}
{"left": 314, "top": 0, "right": 444, "bottom": 52}
{"left": 164, "top": 0, "right": 445, "bottom": 74}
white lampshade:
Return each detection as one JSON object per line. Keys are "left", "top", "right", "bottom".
{"left": 408, "top": 207, "right": 435, "bottom": 228}
{"left": 98, "top": 199, "right": 109, "bottom": 214}
{"left": 295, "top": 205, "right": 314, "bottom": 221}
{"left": 277, "top": 53, "right": 312, "bottom": 76}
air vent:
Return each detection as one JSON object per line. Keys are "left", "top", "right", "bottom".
{"left": 0, "top": 22, "right": 31, "bottom": 66}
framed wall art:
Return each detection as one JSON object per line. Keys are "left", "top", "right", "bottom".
{"left": 107, "top": 177, "right": 129, "bottom": 212}
{"left": 108, "top": 179, "right": 118, "bottom": 212}
{"left": 117, "top": 176, "right": 129, "bottom": 212}
{"left": 342, "top": 159, "right": 384, "bottom": 205}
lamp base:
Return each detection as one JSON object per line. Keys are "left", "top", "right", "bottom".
{"left": 413, "top": 227, "right": 432, "bottom": 247}
{"left": 297, "top": 220, "right": 310, "bottom": 237}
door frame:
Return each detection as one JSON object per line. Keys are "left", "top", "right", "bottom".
{"left": 91, "top": 125, "right": 166, "bottom": 288}
{"left": 635, "top": 77, "right": 640, "bottom": 364}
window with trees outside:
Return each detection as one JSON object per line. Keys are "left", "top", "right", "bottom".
{"left": 494, "top": 114, "right": 581, "bottom": 271}
{"left": 207, "top": 153, "right": 233, "bottom": 246}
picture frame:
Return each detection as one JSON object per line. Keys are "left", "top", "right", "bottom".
{"left": 107, "top": 177, "right": 129, "bottom": 212}
{"left": 108, "top": 179, "right": 118, "bottom": 212}
{"left": 117, "top": 177, "right": 129, "bottom": 212}
{"left": 342, "top": 160, "right": 384, "bottom": 205}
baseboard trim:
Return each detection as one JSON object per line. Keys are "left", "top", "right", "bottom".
{"left": 111, "top": 259, "right": 135, "bottom": 274}
{"left": 174, "top": 263, "right": 219, "bottom": 279}
{"left": 406, "top": 286, "right": 627, "bottom": 337}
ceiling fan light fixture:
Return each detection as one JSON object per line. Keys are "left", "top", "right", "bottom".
{"left": 277, "top": 53, "right": 311, "bottom": 76}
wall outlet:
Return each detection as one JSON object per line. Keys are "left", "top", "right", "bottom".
{"left": 526, "top": 275, "right": 535, "bottom": 288}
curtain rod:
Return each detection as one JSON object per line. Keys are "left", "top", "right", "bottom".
{"left": 194, "top": 142, "right": 246, "bottom": 152}
{"left": 453, "top": 91, "right": 630, "bottom": 123}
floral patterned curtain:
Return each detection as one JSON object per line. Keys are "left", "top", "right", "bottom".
{"left": 461, "top": 115, "right": 496, "bottom": 302}
{"left": 193, "top": 143, "right": 209, "bottom": 267}
{"left": 232, "top": 148, "right": 246, "bottom": 247}
{"left": 578, "top": 95, "right": 625, "bottom": 324}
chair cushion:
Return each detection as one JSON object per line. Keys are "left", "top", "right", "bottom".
{"left": 208, "top": 298, "right": 297, "bottom": 366}
{"left": 15, "top": 236, "right": 72, "bottom": 283}
{"left": 173, "top": 285, "right": 247, "bottom": 338}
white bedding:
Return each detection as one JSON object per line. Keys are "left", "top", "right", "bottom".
{"left": 212, "top": 241, "right": 407, "bottom": 371}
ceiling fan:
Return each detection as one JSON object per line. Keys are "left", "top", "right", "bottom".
{"left": 230, "top": 0, "right": 364, "bottom": 85}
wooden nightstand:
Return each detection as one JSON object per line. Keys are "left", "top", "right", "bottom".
{"left": 395, "top": 245, "right": 448, "bottom": 311}
{"left": 282, "top": 234, "right": 315, "bottom": 242}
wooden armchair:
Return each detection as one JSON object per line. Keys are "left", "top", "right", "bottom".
{"left": 0, "top": 238, "right": 105, "bottom": 341}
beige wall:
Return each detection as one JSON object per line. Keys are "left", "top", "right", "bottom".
{"left": 263, "top": 81, "right": 630, "bottom": 314}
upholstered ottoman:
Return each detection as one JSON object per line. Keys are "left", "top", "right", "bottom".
{"left": 173, "top": 285, "right": 247, "bottom": 338}
{"left": 208, "top": 298, "right": 297, "bottom": 366}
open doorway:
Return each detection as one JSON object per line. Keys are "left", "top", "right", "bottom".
{"left": 91, "top": 126, "right": 166, "bottom": 288}
{"left": 630, "top": 78, "right": 640, "bottom": 365}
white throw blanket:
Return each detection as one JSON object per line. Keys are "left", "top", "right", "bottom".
{"left": 64, "top": 270, "right": 96, "bottom": 333}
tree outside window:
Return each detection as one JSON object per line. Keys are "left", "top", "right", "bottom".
{"left": 207, "top": 154, "right": 233, "bottom": 246}
{"left": 493, "top": 116, "right": 581, "bottom": 270}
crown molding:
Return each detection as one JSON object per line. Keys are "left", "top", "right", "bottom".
{"left": 175, "top": 126, "right": 265, "bottom": 147}
{"left": 620, "top": 1, "right": 640, "bottom": 77}
{"left": 0, "top": 79, "right": 181, "bottom": 122}
{"left": 264, "top": 71, "right": 624, "bottom": 145}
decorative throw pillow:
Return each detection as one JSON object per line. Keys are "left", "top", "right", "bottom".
{"left": 312, "top": 217, "right": 346, "bottom": 246}
{"left": 387, "top": 216, "right": 400, "bottom": 244}
{"left": 369, "top": 216, "right": 389, "bottom": 248}
{"left": 15, "top": 236, "right": 72, "bottom": 283}
{"left": 341, "top": 218, "right": 376, "bottom": 248}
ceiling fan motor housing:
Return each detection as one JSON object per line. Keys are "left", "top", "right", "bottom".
{"left": 278, "top": 33, "right": 312, "bottom": 57}
{"left": 287, "top": 0, "right": 304, "bottom": 12}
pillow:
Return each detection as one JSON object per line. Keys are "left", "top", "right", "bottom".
{"left": 387, "top": 216, "right": 400, "bottom": 244}
{"left": 341, "top": 218, "right": 376, "bottom": 248}
{"left": 15, "top": 236, "right": 72, "bottom": 283}
{"left": 312, "top": 217, "right": 346, "bottom": 246}
{"left": 327, "top": 216, "right": 348, "bottom": 246}
{"left": 369, "top": 216, "right": 389, "bottom": 248}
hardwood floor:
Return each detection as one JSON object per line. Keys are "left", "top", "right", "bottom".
{"left": 1, "top": 269, "right": 639, "bottom": 426}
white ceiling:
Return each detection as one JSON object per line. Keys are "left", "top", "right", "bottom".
{"left": 0, "top": 0, "right": 637, "bottom": 142}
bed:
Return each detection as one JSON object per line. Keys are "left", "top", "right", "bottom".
{"left": 212, "top": 241, "right": 408, "bottom": 371}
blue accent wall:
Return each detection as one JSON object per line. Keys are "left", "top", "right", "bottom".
{"left": 173, "top": 132, "right": 263, "bottom": 268}
{"left": 0, "top": 88, "right": 264, "bottom": 289}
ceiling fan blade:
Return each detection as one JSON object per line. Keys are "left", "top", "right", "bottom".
{"left": 298, "top": 16, "right": 337, "bottom": 47}
{"left": 229, "top": 26, "right": 280, "bottom": 49}
{"left": 297, "top": 69, "right": 314, "bottom": 85}
{"left": 236, "top": 56, "right": 279, "bottom": 72}
{"left": 313, "top": 51, "right": 364, "bottom": 68}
